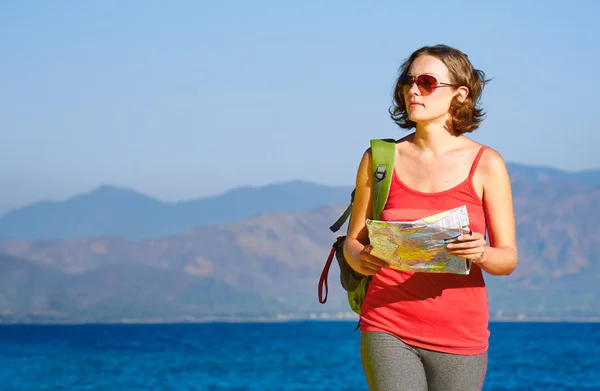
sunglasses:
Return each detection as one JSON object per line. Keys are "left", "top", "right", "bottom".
{"left": 399, "top": 74, "right": 457, "bottom": 95}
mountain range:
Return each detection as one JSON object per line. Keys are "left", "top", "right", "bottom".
{"left": 0, "top": 162, "right": 599, "bottom": 323}
{"left": 0, "top": 181, "right": 352, "bottom": 240}
{"left": 2, "top": 163, "right": 599, "bottom": 241}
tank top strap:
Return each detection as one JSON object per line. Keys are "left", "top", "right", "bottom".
{"left": 468, "top": 146, "right": 488, "bottom": 179}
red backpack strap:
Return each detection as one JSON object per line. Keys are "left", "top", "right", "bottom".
{"left": 318, "top": 236, "right": 344, "bottom": 304}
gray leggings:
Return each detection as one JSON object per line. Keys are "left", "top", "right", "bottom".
{"left": 361, "top": 331, "right": 487, "bottom": 391}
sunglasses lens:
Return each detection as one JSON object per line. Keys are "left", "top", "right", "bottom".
{"left": 399, "top": 75, "right": 412, "bottom": 94}
{"left": 399, "top": 74, "right": 438, "bottom": 94}
{"left": 417, "top": 75, "right": 437, "bottom": 93}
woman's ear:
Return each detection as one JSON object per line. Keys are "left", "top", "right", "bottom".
{"left": 456, "top": 86, "right": 469, "bottom": 102}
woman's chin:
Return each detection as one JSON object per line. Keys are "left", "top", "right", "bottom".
{"left": 408, "top": 113, "right": 428, "bottom": 123}
{"left": 408, "top": 112, "right": 448, "bottom": 127}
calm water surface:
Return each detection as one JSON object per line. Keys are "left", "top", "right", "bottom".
{"left": 0, "top": 321, "right": 598, "bottom": 390}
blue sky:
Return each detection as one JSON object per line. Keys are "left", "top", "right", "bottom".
{"left": 1, "top": 0, "right": 598, "bottom": 213}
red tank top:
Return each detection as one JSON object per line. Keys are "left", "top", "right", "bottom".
{"left": 359, "top": 146, "right": 490, "bottom": 355}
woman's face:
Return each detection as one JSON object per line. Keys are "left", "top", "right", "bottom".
{"left": 403, "top": 55, "right": 464, "bottom": 127}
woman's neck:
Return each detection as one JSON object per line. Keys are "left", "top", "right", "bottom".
{"left": 413, "top": 122, "right": 461, "bottom": 155}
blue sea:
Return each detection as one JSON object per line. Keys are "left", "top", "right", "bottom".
{"left": 0, "top": 321, "right": 598, "bottom": 390}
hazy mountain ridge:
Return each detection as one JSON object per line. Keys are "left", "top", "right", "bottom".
{"left": 0, "top": 181, "right": 353, "bottom": 240}
{"left": 0, "top": 253, "right": 291, "bottom": 323}
{"left": 1, "top": 163, "right": 598, "bottom": 241}
{"left": 0, "top": 206, "right": 349, "bottom": 322}
{"left": 0, "top": 163, "right": 599, "bottom": 322}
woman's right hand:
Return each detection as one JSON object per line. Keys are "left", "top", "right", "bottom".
{"left": 356, "top": 245, "right": 388, "bottom": 276}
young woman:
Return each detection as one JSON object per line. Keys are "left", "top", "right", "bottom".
{"left": 343, "top": 44, "right": 518, "bottom": 391}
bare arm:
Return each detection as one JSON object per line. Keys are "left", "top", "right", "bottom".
{"left": 343, "top": 149, "right": 388, "bottom": 275}
{"left": 479, "top": 149, "right": 518, "bottom": 275}
{"left": 448, "top": 148, "right": 518, "bottom": 275}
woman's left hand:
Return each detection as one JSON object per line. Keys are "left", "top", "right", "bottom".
{"left": 446, "top": 231, "right": 487, "bottom": 264}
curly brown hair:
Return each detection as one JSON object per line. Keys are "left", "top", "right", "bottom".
{"left": 389, "top": 44, "right": 490, "bottom": 134}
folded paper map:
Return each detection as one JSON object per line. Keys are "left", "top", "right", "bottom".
{"left": 366, "top": 205, "right": 472, "bottom": 275}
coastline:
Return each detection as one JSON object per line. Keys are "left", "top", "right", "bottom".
{"left": 1, "top": 313, "right": 600, "bottom": 325}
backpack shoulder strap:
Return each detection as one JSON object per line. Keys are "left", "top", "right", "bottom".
{"left": 328, "top": 138, "right": 396, "bottom": 233}
{"left": 370, "top": 138, "right": 396, "bottom": 220}
{"left": 329, "top": 190, "right": 354, "bottom": 233}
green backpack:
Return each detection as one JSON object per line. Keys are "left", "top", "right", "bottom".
{"left": 318, "top": 138, "right": 396, "bottom": 314}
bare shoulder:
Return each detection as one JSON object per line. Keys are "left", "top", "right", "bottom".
{"left": 353, "top": 147, "right": 374, "bottom": 190}
{"left": 476, "top": 147, "right": 512, "bottom": 198}
{"left": 359, "top": 146, "right": 373, "bottom": 170}
{"left": 479, "top": 147, "right": 509, "bottom": 177}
